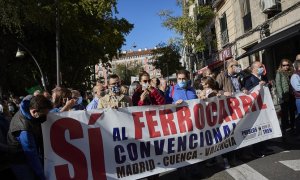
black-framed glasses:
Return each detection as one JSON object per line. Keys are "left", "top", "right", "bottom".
{"left": 109, "top": 82, "right": 119, "bottom": 86}
{"left": 96, "top": 89, "right": 105, "bottom": 93}
{"left": 232, "top": 64, "right": 241, "bottom": 68}
{"left": 142, "top": 80, "right": 150, "bottom": 83}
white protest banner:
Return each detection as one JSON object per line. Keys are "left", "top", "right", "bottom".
{"left": 43, "top": 86, "right": 282, "bottom": 180}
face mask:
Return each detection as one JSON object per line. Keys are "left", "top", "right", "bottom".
{"left": 234, "top": 67, "right": 241, "bottom": 74}
{"left": 111, "top": 85, "right": 121, "bottom": 94}
{"left": 100, "top": 91, "right": 106, "bottom": 97}
{"left": 76, "top": 96, "right": 83, "bottom": 105}
{"left": 257, "top": 67, "right": 264, "bottom": 76}
{"left": 142, "top": 83, "right": 148, "bottom": 90}
{"left": 178, "top": 81, "right": 187, "bottom": 88}
{"left": 34, "top": 117, "right": 47, "bottom": 124}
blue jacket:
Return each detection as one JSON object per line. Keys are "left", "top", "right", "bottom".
{"left": 86, "top": 97, "right": 99, "bottom": 110}
{"left": 11, "top": 95, "right": 45, "bottom": 179}
{"left": 244, "top": 74, "right": 268, "bottom": 91}
{"left": 169, "top": 84, "right": 197, "bottom": 104}
{"left": 164, "top": 86, "right": 173, "bottom": 104}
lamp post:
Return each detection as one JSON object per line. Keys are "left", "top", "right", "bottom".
{"left": 125, "top": 43, "right": 137, "bottom": 84}
{"left": 166, "top": 51, "right": 170, "bottom": 83}
{"left": 55, "top": 0, "right": 61, "bottom": 87}
{"left": 16, "top": 42, "right": 47, "bottom": 91}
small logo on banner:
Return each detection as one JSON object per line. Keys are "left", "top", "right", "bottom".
{"left": 241, "top": 127, "right": 258, "bottom": 140}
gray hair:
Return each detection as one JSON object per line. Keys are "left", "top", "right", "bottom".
{"left": 250, "top": 61, "right": 261, "bottom": 70}
{"left": 293, "top": 59, "right": 300, "bottom": 70}
{"left": 226, "top": 59, "right": 237, "bottom": 69}
{"left": 296, "top": 54, "right": 300, "bottom": 60}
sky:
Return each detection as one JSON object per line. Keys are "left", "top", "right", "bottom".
{"left": 116, "top": 0, "right": 182, "bottom": 51}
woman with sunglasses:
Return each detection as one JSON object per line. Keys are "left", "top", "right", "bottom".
{"left": 132, "top": 71, "right": 165, "bottom": 106}
{"left": 276, "top": 58, "right": 296, "bottom": 137}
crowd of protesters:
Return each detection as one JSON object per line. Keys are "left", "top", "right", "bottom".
{"left": 1, "top": 54, "right": 300, "bottom": 179}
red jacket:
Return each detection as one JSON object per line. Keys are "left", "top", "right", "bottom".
{"left": 132, "top": 88, "right": 165, "bottom": 106}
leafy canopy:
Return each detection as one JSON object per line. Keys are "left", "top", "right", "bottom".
{"left": 151, "top": 43, "right": 183, "bottom": 78}
{"left": 0, "top": 0, "right": 133, "bottom": 94}
{"left": 159, "top": 1, "right": 214, "bottom": 53}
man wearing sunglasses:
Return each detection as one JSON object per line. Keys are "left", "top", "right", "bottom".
{"left": 7, "top": 95, "right": 52, "bottom": 180}
{"left": 97, "top": 74, "right": 132, "bottom": 108}
{"left": 216, "top": 59, "right": 246, "bottom": 96}
{"left": 215, "top": 59, "right": 247, "bottom": 168}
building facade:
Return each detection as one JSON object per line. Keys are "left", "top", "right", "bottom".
{"left": 95, "top": 49, "right": 161, "bottom": 84}
{"left": 213, "top": 0, "right": 300, "bottom": 80}
{"left": 185, "top": 0, "right": 300, "bottom": 80}
{"left": 183, "top": 0, "right": 229, "bottom": 74}
{"left": 112, "top": 49, "right": 161, "bottom": 78}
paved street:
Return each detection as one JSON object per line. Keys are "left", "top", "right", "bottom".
{"left": 158, "top": 132, "right": 300, "bottom": 180}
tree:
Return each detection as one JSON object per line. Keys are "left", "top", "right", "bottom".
{"left": 150, "top": 43, "right": 183, "bottom": 78}
{"left": 0, "top": 0, "right": 133, "bottom": 94}
{"left": 114, "top": 63, "right": 143, "bottom": 85}
{"left": 159, "top": 1, "right": 215, "bottom": 53}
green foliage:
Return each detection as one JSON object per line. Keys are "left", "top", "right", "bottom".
{"left": 114, "top": 63, "right": 143, "bottom": 85}
{"left": 159, "top": 2, "right": 215, "bottom": 53}
{"left": 196, "top": 6, "right": 215, "bottom": 30}
{"left": 151, "top": 43, "right": 183, "bottom": 77}
{"left": 0, "top": 0, "right": 133, "bottom": 94}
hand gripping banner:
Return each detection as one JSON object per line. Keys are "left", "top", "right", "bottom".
{"left": 43, "top": 86, "right": 282, "bottom": 180}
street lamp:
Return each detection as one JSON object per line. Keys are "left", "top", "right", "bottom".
{"left": 16, "top": 42, "right": 47, "bottom": 91}
{"left": 55, "top": 0, "right": 61, "bottom": 87}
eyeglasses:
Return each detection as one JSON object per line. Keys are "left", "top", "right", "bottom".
{"left": 95, "top": 89, "right": 105, "bottom": 93}
{"left": 282, "top": 64, "right": 290, "bottom": 67}
{"left": 142, "top": 80, "right": 150, "bottom": 83}
{"left": 232, "top": 64, "right": 241, "bottom": 67}
{"left": 109, "top": 82, "right": 119, "bottom": 86}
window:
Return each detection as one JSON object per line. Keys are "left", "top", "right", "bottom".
{"left": 219, "top": 13, "right": 229, "bottom": 46}
{"left": 240, "top": 0, "right": 252, "bottom": 32}
{"left": 198, "top": 0, "right": 212, "bottom": 5}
